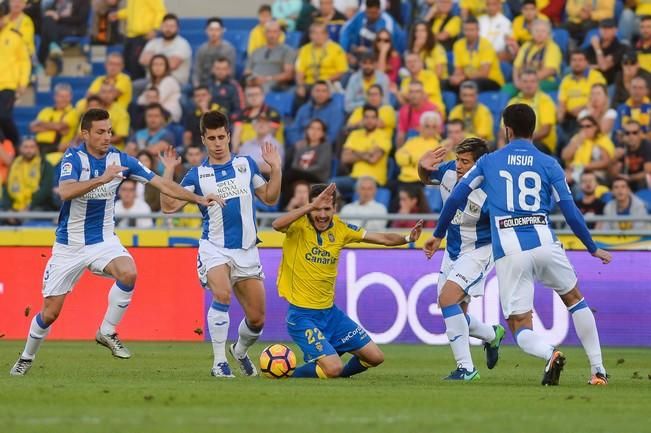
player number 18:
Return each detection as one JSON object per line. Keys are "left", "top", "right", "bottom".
{"left": 499, "top": 170, "right": 542, "bottom": 212}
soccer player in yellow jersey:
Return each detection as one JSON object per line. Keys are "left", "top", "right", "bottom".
{"left": 273, "top": 184, "right": 423, "bottom": 378}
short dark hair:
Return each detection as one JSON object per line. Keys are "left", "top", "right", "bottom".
{"left": 258, "top": 4, "right": 272, "bottom": 13}
{"left": 612, "top": 175, "right": 631, "bottom": 189}
{"left": 163, "top": 13, "right": 179, "bottom": 23}
{"left": 366, "top": 0, "right": 381, "bottom": 9}
{"left": 309, "top": 183, "right": 337, "bottom": 205}
{"left": 215, "top": 56, "right": 231, "bottom": 66}
{"left": 464, "top": 16, "right": 479, "bottom": 25}
{"left": 81, "top": 108, "right": 110, "bottom": 132}
{"left": 193, "top": 85, "right": 210, "bottom": 94}
{"left": 200, "top": 110, "right": 230, "bottom": 135}
{"left": 368, "top": 83, "right": 384, "bottom": 96}
{"left": 455, "top": 137, "right": 489, "bottom": 162}
{"left": 185, "top": 143, "right": 204, "bottom": 154}
{"left": 641, "top": 15, "right": 651, "bottom": 23}
{"left": 206, "top": 17, "right": 223, "bottom": 28}
{"left": 447, "top": 119, "right": 465, "bottom": 129}
{"left": 503, "top": 104, "right": 536, "bottom": 138}
{"left": 86, "top": 95, "right": 103, "bottom": 105}
{"left": 362, "top": 104, "right": 378, "bottom": 116}
{"left": 145, "top": 102, "right": 166, "bottom": 116}
{"left": 570, "top": 49, "right": 587, "bottom": 59}
{"left": 313, "top": 79, "right": 329, "bottom": 88}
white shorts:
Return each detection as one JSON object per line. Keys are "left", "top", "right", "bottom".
{"left": 197, "top": 239, "right": 264, "bottom": 288}
{"left": 437, "top": 244, "right": 494, "bottom": 302}
{"left": 42, "top": 237, "right": 132, "bottom": 297}
{"left": 495, "top": 242, "right": 577, "bottom": 318}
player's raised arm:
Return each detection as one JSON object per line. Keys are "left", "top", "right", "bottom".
{"left": 272, "top": 183, "right": 336, "bottom": 232}
{"left": 254, "top": 141, "right": 282, "bottom": 205}
{"left": 157, "top": 146, "right": 191, "bottom": 213}
{"left": 363, "top": 220, "right": 424, "bottom": 246}
{"left": 418, "top": 147, "right": 448, "bottom": 185}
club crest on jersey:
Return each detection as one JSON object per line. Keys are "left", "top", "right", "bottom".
{"left": 221, "top": 170, "right": 227, "bottom": 176}
{"left": 328, "top": 232, "right": 335, "bottom": 242}
{"left": 237, "top": 165, "right": 247, "bottom": 173}
{"left": 468, "top": 201, "right": 480, "bottom": 214}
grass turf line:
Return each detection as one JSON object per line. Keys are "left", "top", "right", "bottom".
{"left": 0, "top": 342, "right": 649, "bottom": 433}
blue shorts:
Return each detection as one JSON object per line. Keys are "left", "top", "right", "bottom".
{"left": 286, "top": 304, "right": 371, "bottom": 363}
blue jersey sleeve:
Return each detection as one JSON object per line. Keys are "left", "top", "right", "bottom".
{"left": 122, "top": 154, "right": 155, "bottom": 184}
{"left": 548, "top": 161, "right": 573, "bottom": 203}
{"left": 180, "top": 167, "right": 198, "bottom": 193}
{"left": 429, "top": 161, "right": 455, "bottom": 184}
{"left": 58, "top": 151, "right": 81, "bottom": 183}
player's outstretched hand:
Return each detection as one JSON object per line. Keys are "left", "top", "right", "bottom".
{"left": 261, "top": 141, "right": 282, "bottom": 171}
{"left": 311, "top": 183, "right": 336, "bottom": 209}
{"left": 419, "top": 147, "right": 447, "bottom": 171}
{"left": 203, "top": 193, "right": 226, "bottom": 208}
{"left": 160, "top": 146, "right": 182, "bottom": 170}
{"left": 591, "top": 248, "right": 612, "bottom": 264}
{"left": 100, "top": 164, "right": 126, "bottom": 183}
{"left": 408, "top": 219, "right": 424, "bottom": 242}
{"left": 423, "top": 236, "right": 442, "bottom": 260}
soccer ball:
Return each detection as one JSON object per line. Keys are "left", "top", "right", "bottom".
{"left": 259, "top": 344, "right": 296, "bottom": 379}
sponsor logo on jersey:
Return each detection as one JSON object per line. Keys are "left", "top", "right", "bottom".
{"left": 82, "top": 184, "right": 115, "bottom": 200}
{"left": 340, "top": 326, "right": 367, "bottom": 344}
{"left": 328, "top": 232, "right": 335, "bottom": 242}
{"left": 61, "top": 162, "right": 72, "bottom": 176}
{"left": 214, "top": 178, "right": 249, "bottom": 200}
{"left": 498, "top": 214, "right": 547, "bottom": 229}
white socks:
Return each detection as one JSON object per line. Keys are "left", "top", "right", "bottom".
{"left": 208, "top": 301, "right": 230, "bottom": 366}
{"left": 569, "top": 298, "right": 605, "bottom": 375}
{"left": 21, "top": 313, "right": 51, "bottom": 360}
{"left": 233, "top": 318, "right": 262, "bottom": 359}
{"left": 466, "top": 314, "right": 496, "bottom": 343}
{"left": 515, "top": 328, "right": 554, "bottom": 361}
{"left": 100, "top": 281, "right": 134, "bottom": 335}
{"left": 442, "top": 304, "right": 473, "bottom": 370}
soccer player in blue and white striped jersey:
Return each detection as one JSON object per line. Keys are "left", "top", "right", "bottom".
{"left": 420, "top": 139, "right": 505, "bottom": 381}
{"left": 10, "top": 109, "right": 212, "bottom": 376}
{"left": 160, "top": 111, "right": 282, "bottom": 378}
{"left": 430, "top": 104, "right": 612, "bottom": 386}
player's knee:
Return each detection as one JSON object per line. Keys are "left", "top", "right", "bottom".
{"left": 364, "top": 350, "right": 384, "bottom": 367}
{"left": 319, "top": 359, "right": 344, "bottom": 378}
{"left": 246, "top": 315, "right": 265, "bottom": 331}
{"left": 559, "top": 286, "right": 582, "bottom": 307}
{"left": 41, "top": 309, "right": 60, "bottom": 325}
{"left": 116, "top": 269, "right": 137, "bottom": 287}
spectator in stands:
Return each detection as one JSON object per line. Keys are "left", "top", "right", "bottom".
{"left": 85, "top": 53, "right": 132, "bottom": 110}
{"left": 180, "top": 143, "right": 205, "bottom": 179}
{"left": 336, "top": 104, "right": 392, "bottom": 198}
{"left": 439, "top": 119, "right": 466, "bottom": 160}
{"left": 340, "top": 0, "right": 401, "bottom": 66}
{"left": 295, "top": 22, "right": 348, "bottom": 103}
{"left": 449, "top": 81, "right": 494, "bottom": 142}
{"left": 503, "top": 69, "right": 557, "bottom": 154}
{"left": 238, "top": 113, "right": 284, "bottom": 176}
{"left": 345, "top": 53, "right": 390, "bottom": 113}
{"left": 248, "top": 4, "right": 286, "bottom": 54}
{"left": 139, "top": 13, "right": 192, "bottom": 86}
{"left": 115, "top": 179, "right": 154, "bottom": 229}
{"left": 399, "top": 52, "right": 444, "bottom": 114}
{"left": 288, "top": 118, "right": 332, "bottom": 184}
{"left": 5, "top": 0, "right": 35, "bottom": 56}
{"left": 601, "top": 176, "right": 650, "bottom": 231}
{"left": 395, "top": 111, "right": 442, "bottom": 187}
{"left": 558, "top": 50, "right": 607, "bottom": 136}
{"left": 508, "top": 19, "right": 562, "bottom": 97}
{"left": 612, "top": 51, "right": 651, "bottom": 108}
{"left": 192, "top": 17, "right": 236, "bottom": 88}
{"left": 182, "top": 86, "right": 223, "bottom": 147}
{"left": 299, "top": 0, "right": 347, "bottom": 43}
{"left": 232, "top": 83, "right": 282, "bottom": 151}
{"left": 2, "top": 138, "right": 56, "bottom": 213}
{"left": 136, "top": 150, "right": 160, "bottom": 210}
{"left": 286, "top": 80, "right": 344, "bottom": 146}
{"left": 619, "top": 0, "right": 650, "bottom": 44}
{"left": 208, "top": 57, "right": 244, "bottom": 117}
{"left": 585, "top": 18, "right": 624, "bottom": 86}
{"left": 612, "top": 120, "right": 651, "bottom": 191}
{"left": 0, "top": 131, "right": 15, "bottom": 186}
{"left": 128, "top": 103, "right": 175, "bottom": 156}
{"left": 373, "top": 28, "right": 402, "bottom": 84}
{"left": 90, "top": 0, "right": 121, "bottom": 45}
{"left": 562, "top": 114, "right": 615, "bottom": 185}
{"left": 448, "top": 16, "right": 504, "bottom": 92}
{"left": 137, "top": 54, "right": 182, "bottom": 122}
{"left": 30, "top": 83, "right": 79, "bottom": 155}
{"left": 272, "top": 0, "right": 303, "bottom": 31}
{"left": 109, "top": 0, "right": 166, "bottom": 80}
{"left": 391, "top": 185, "right": 432, "bottom": 228}
{"left": 0, "top": 6, "right": 29, "bottom": 148}
{"left": 397, "top": 80, "right": 440, "bottom": 147}
{"left": 578, "top": 83, "right": 617, "bottom": 137}
{"left": 635, "top": 16, "right": 651, "bottom": 73}
{"left": 575, "top": 170, "right": 606, "bottom": 230}
{"left": 478, "top": 0, "right": 512, "bottom": 61}
{"left": 408, "top": 21, "right": 447, "bottom": 80}
{"left": 615, "top": 76, "right": 651, "bottom": 139}
{"left": 285, "top": 180, "right": 310, "bottom": 211}
{"left": 339, "top": 176, "right": 388, "bottom": 230}
{"left": 426, "top": 0, "right": 461, "bottom": 51}
{"left": 37, "top": 0, "right": 90, "bottom": 69}
{"left": 244, "top": 20, "right": 296, "bottom": 93}
{"left": 564, "top": 0, "right": 614, "bottom": 46}
{"left": 510, "top": 0, "right": 549, "bottom": 45}
{"left": 90, "top": 86, "right": 130, "bottom": 148}
{"left": 347, "top": 83, "right": 396, "bottom": 136}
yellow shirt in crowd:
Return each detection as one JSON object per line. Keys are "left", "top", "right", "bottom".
{"left": 571, "top": 134, "right": 615, "bottom": 166}
{"left": 344, "top": 128, "right": 392, "bottom": 186}
{"left": 449, "top": 103, "right": 494, "bottom": 142}
{"left": 508, "top": 91, "right": 558, "bottom": 153}
{"left": 116, "top": 0, "right": 166, "bottom": 38}
{"left": 422, "top": 44, "right": 448, "bottom": 79}
{"left": 5, "top": 13, "right": 35, "bottom": 55}
{"left": 347, "top": 105, "right": 397, "bottom": 136}
{"left": 87, "top": 73, "right": 133, "bottom": 110}
{"left": 431, "top": 14, "right": 461, "bottom": 39}
{"left": 400, "top": 70, "right": 444, "bottom": 114}
{"left": 453, "top": 37, "right": 504, "bottom": 86}
{"left": 395, "top": 136, "right": 441, "bottom": 183}
{"left": 247, "top": 24, "right": 286, "bottom": 55}
{"left": 514, "top": 39, "right": 562, "bottom": 80}
{"left": 0, "top": 25, "right": 30, "bottom": 91}
{"left": 511, "top": 14, "right": 549, "bottom": 44}
{"left": 565, "top": 0, "right": 614, "bottom": 23}
{"left": 35, "top": 105, "right": 80, "bottom": 147}
{"left": 558, "top": 69, "right": 606, "bottom": 113}
{"left": 637, "top": 0, "right": 651, "bottom": 15}
{"left": 295, "top": 41, "right": 348, "bottom": 85}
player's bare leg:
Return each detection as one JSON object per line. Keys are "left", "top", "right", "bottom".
{"left": 206, "top": 264, "right": 235, "bottom": 378}
{"left": 560, "top": 286, "right": 607, "bottom": 384}
{"left": 229, "top": 278, "right": 265, "bottom": 376}
{"left": 508, "top": 312, "right": 565, "bottom": 386}
{"left": 10, "top": 294, "right": 66, "bottom": 376}
{"left": 340, "top": 341, "right": 384, "bottom": 378}
{"left": 97, "top": 257, "right": 137, "bottom": 359}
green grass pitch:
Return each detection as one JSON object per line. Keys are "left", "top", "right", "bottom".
{"left": 0, "top": 342, "right": 649, "bottom": 433}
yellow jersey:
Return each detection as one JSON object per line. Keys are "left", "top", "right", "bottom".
{"left": 0, "top": 26, "right": 30, "bottom": 91}
{"left": 5, "top": 13, "right": 35, "bottom": 55}
{"left": 87, "top": 73, "right": 133, "bottom": 110}
{"left": 347, "top": 105, "right": 396, "bottom": 136}
{"left": 508, "top": 91, "right": 558, "bottom": 153}
{"left": 344, "top": 128, "right": 392, "bottom": 185}
{"left": 295, "top": 41, "right": 348, "bottom": 85}
{"left": 453, "top": 37, "right": 504, "bottom": 86}
{"left": 34, "top": 105, "right": 80, "bottom": 146}
{"left": 638, "top": 0, "right": 651, "bottom": 15}
{"left": 400, "top": 70, "right": 444, "bottom": 114}
{"left": 448, "top": 103, "right": 494, "bottom": 141}
{"left": 277, "top": 215, "right": 366, "bottom": 309}
{"left": 116, "top": 0, "right": 166, "bottom": 38}
{"left": 420, "top": 44, "right": 448, "bottom": 80}
{"left": 571, "top": 134, "right": 615, "bottom": 166}
{"left": 512, "top": 14, "right": 549, "bottom": 44}
{"left": 395, "top": 136, "right": 441, "bottom": 183}
{"left": 558, "top": 69, "right": 606, "bottom": 113}
{"left": 460, "top": 0, "right": 487, "bottom": 17}
{"left": 513, "top": 40, "right": 562, "bottom": 80}
{"left": 431, "top": 14, "right": 461, "bottom": 39}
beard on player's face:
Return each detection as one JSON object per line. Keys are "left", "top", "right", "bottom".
{"left": 308, "top": 208, "right": 334, "bottom": 232}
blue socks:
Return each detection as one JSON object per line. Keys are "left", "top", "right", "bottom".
{"left": 340, "top": 356, "right": 368, "bottom": 377}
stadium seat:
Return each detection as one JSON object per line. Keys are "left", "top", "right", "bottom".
{"left": 265, "top": 90, "right": 295, "bottom": 117}
{"left": 478, "top": 91, "right": 509, "bottom": 121}
{"left": 352, "top": 187, "right": 391, "bottom": 208}
{"left": 601, "top": 191, "right": 613, "bottom": 203}
{"left": 635, "top": 188, "right": 651, "bottom": 212}
{"left": 221, "top": 18, "right": 258, "bottom": 30}
{"left": 615, "top": 0, "right": 624, "bottom": 21}
{"left": 285, "top": 31, "right": 303, "bottom": 49}
{"left": 424, "top": 186, "right": 443, "bottom": 213}
{"left": 500, "top": 61, "right": 513, "bottom": 83}
{"left": 552, "top": 28, "right": 570, "bottom": 60}
{"left": 442, "top": 91, "right": 457, "bottom": 112}
{"left": 52, "top": 76, "right": 94, "bottom": 92}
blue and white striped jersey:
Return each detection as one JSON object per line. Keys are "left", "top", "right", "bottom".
{"left": 430, "top": 161, "right": 491, "bottom": 260}
{"left": 459, "top": 139, "right": 573, "bottom": 260}
{"left": 181, "top": 155, "right": 266, "bottom": 249}
{"left": 56, "top": 144, "right": 155, "bottom": 246}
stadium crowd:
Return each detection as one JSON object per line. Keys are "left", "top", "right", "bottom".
{"left": 0, "top": 0, "right": 650, "bottom": 230}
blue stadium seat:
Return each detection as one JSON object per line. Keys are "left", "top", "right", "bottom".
{"left": 180, "top": 30, "right": 206, "bottom": 48}
{"left": 446, "top": 50, "right": 454, "bottom": 76}
{"left": 500, "top": 61, "right": 513, "bottom": 83}
{"left": 36, "top": 92, "right": 53, "bottom": 106}
{"left": 14, "top": 106, "right": 41, "bottom": 120}
{"left": 601, "top": 191, "right": 613, "bottom": 203}
{"left": 387, "top": 157, "right": 399, "bottom": 181}
{"left": 285, "top": 31, "right": 303, "bottom": 49}
{"left": 615, "top": 0, "right": 624, "bottom": 21}
{"left": 223, "top": 30, "right": 250, "bottom": 54}
{"left": 178, "top": 18, "right": 206, "bottom": 32}
{"left": 478, "top": 91, "right": 509, "bottom": 119}
{"left": 265, "top": 90, "right": 295, "bottom": 117}
{"left": 91, "top": 62, "right": 105, "bottom": 76}
{"left": 375, "top": 187, "right": 391, "bottom": 208}
{"left": 552, "top": 28, "right": 570, "bottom": 60}
{"left": 52, "top": 76, "right": 94, "bottom": 91}
{"left": 442, "top": 91, "right": 457, "bottom": 112}
{"left": 221, "top": 18, "right": 258, "bottom": 30}
{"left": 636, "top": 188, "right": 651, "bottom": 212}
{"left": 424, "top": 186, "right": 443, "bottom": 213}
